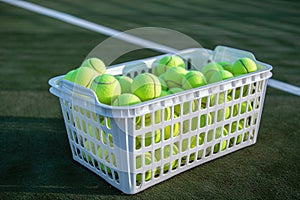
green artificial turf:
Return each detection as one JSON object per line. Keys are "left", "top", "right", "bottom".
{"left": 0, "top": 0, "right": 300, "bottom": 199}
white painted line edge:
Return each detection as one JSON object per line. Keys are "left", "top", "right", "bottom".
{"left": 268, "top": 79, "right": 300, "bottom": 96}
{"left": 1, "top": 0, "right": 300, "bottom": 96}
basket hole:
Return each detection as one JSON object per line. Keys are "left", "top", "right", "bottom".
{"left": 197, "top": 149, "right": 203, "bottom": 160}
{"left": 205, "top": 147, "right": 212, "bottom": 157}
{"left": 180, "top": 156, "right": 187, "bottom": 167}
{"left": 191, "top": 117, "right": 198, "bottom": 131}
{"left": 163, "top": 145, "right": 171, "bottom": 159}
{"left": 135, "top": 135, "right": 141, "bottom": 150}
{"left": 207, "top": 130, "right": 213, "bottom": 142}
{"left": 182, "top": 120, "right": 189, "bottom": 134}
{"left": 189, "top": 153, "right": 195, "bottom": 163}
{"left": 200, "top": 97, "right": 208, "bottom": 109}
{"left": 145, "top": 132, "right": 152, "bottom": 147}
{"left": 114, "top": 171, "right": 120, "bottom": 183}
{"left": 155, "top": 148, "right": 161, "bottom": 161}
{"left": 154, "top": 167, "right": 161, "bottom": 178}
{"left": 163, "top": 163, "right": 170, "bottom": 174}
{"left": 136, "top": 174, "right": 142, "bottom": 186}
{"left": 181, "top": 139, "right": 188, "bottom": 152}
{"left": 199, "top": 132, "right": 205, "bottom": 146}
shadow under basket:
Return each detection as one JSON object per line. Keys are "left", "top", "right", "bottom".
{"left": 49, "top": 46, "right": 272, "bottom": 194}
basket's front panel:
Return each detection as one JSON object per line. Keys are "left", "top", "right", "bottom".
{"left": 125, "top": 72, "right": 270, "bottom": 193}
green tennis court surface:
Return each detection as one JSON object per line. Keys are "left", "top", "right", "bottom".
{"left": 1, "top": 0, "right": 299, "bottom": 199}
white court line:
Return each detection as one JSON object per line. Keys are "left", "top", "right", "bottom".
{"left": 2, "top": 0, "right": 300, "bottom": 96}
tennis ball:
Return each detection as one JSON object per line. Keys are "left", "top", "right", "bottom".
{"left": 159, "top": 90, "right": 169, "bottom": 97}
{"left": 183, "top": 113, "right": 212, "bottom": 134}
{"left": 226, "top": 121, "right": 249, "bottom": 145}
{"left": 164, "top": 114, "right": 180, "bottom": 140}
{"left": 87, "top": 124, "right": 100, "bottom": 140}
{"left": 201, "top": 62, "right": 223, "bottom": 81}
{"left": 153, "top": 55, "right": 185, "bottom": 76}
{"left": 199, "top": 127, "right": 228, "bottom": 153}
{"left": 164, "top": 66, "right": 187, "bottom": 89}
{"left": 144, "top": 107, "right": 171, "bottom": 125}
{"left": 81, "top": 57, "right": 106, "bottom": 74}
{"left": 131, "top": 73, "right": 161, "bottom": 101}
{"left": 181, "top": 135, "right": 197, "bottom": 152}
{"left": 168, "top": 87, "right": 195, "bottom": 115}
{"left": 90, "top": 74, "right": 121, "bottom": 105}
{"left": 97, "top": 147, "right": 116, "bottom": 174}
{"left": 210, "top": 92, "right": 231, "bottom": 121}
{"left": 232, "top": 101, "right": 253, "bottom": 117}
{"left": 182, "top": 70, "right": 207, "bottom": 90}
{"left": 115, "top": 75, "right": 133, "bottom": 94}
{"left": 73, "top": 67, "right": 99, "bottom": 88}
{"left": 83, "top": 140, "right": 95, "bottom": 162}
{"left": 232, "top": 58, "right": 257, "bottom": 76}
{"left": 158, "top": 76, "right": 168, "bottom": 91}
{"left": 136, "top": 152, "right": 154, "bottom": 183}
{"left": 155, "top": 144, "right": 179, "bottom": 172}
{"left": 213, "top": 128, "right": 228, "bottom": 153}
{"left": 208, "top": 70, "right": 234, "bottom": 84}
{"left": 64, "top": 69, "right": 77, "bottom": 82}
{"left": 218, "top": 61, "right": 233, "bottom": 73}
{"left": 112, "top": 93, "right": 141, "bottom": 106}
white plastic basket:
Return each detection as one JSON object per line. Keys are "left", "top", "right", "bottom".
{"left": 49, "top": 46, "right": 272, "bottom": 194}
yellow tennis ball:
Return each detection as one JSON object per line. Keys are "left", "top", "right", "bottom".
{"left": 182, "top": 70, "right": 207, "bottom": 90}
{"left": 81, "top": 57, "right": 106, "bottom": 74}
{"left": 210, "top": 92, "right": 231, "bottom": 121}
{"left": 201, "top": 62, "right": 223, "bottom": 81}
{"left": 164, "top": 114, "right": 180, "bottom": 140}
{"left": 232, "top": 58, "right": 257, "bottom": 76}
{"left": 218, "top": 61, "right": 233, "bottom": 73}
{"left": 90, "top": 74, "right": 121, "bottom": 105}
{"left": 232, "top": 101, "right": 253, "bottom": 117}
{"left": 164, "top": 66, "right": 187, "bottom": 89}
{"left": 136, "top": 152, "right": 154, "bottom": 184}
{"left": 131, "top": 73, "right": 161, "bottom": 101}
{"left": 64, "top": 69, "right": 77, "bottom": 82}
{"left": 181, "top": 135, "right": 197, "bottom": 152}
{"left": 158, "top": 76, "right": 168, "bottom": 91}
{"left": 226, "top": 121, "right": 249, "bottom": 146}
{"left": 159, "top": 90, "right": 169, "bottom": 97}
{"left": 213, "top": 128, "right": 228, "bottom": 153}
{"left": 97, "top": 146, "right": 116, "bottom": 174}
{"left": 112, "top": 93, "right": 141, "bottom": 106}
{"left": 144, "top": 107, "right": 171, "bottom": 125}
{"left": 83, "top": 140, "right": 95, "bottom": 162}
{"left": 168, "top": 88, "right": 195, "bottom": 115}
{"left": 153, "top": 55, "right": 185, "bottom": 76}
{"left": 115, "top": 75, "right": 133, "bottom": 94}
{"left": 155, "top": 144, "right": 179, "bottom": 172}
{"left": 73, "top": 67, "right": 99, "bottom": 88}
{"left": 208, "top": 70, "right": 234, "bottom": 84}
{"left": 183, "top": 113, "right": 212, "bottom": 133}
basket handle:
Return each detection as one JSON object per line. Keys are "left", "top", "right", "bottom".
{"left": 49, "top": 76, "right": 99, "bottom": 102}
{"left": 213, "top": 46, "right": 256, "bottom": 62}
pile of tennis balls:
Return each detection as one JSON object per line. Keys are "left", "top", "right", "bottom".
{"left": 64, "top": 55, "right": 257, "bottom": 182}
{"left": 64, "top": 55, "right": 257, "bottom": 106}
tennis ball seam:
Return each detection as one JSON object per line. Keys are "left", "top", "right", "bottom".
{"left": 239, "top": 60, "right": 249, "bottom": 73}
{"left": 165, "top": 56, "right": 173, "bottom": 66}
{"left": 166, "top": 80, "right": 182, "bottom": 88}
{"left": 145, "top": 73, "right": 158, "bottom": 98}
{"left": 89, "top": 59, "right": 97, "bottom": 72}
{"left": 93, "top": 78, "right": 117, "bottom": 85}
{"left": 85, "top": 76, "right": 95, "bottom": 88}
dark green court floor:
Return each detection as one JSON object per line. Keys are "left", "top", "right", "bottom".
{"left": 0, "top": 0, "right": 300, "bottom": 199}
